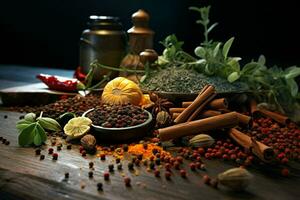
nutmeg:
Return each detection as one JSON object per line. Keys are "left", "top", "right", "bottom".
{"left": 156, "top": 111, "right": 171, "bottom": 128}
{"left": 80, "top": 134, "right": 96, "bottom": 153}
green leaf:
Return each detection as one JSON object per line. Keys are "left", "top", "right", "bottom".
{"left": 258, "top": 55, "right": 266, "bottom": 66}
{"left": 241, "top": 62, "right": 261, "bottom": 75}
{"left": 16, "top": 119, "right": 33, "bottom": 132}
{"left": 207, "top": 23, "right": 218, "bottom": 34}
{"left": 227, "top": 72, "right": 240, "bottom": 82}
{"left": 205, "top": 64, "right": 214, "bottom": 75}
{"left": 286, "top": 78, "right": 299, "bottom": 97}
{"left": 18, "top": 123, "right": 36, "bottom": 146}
{"left": 36, "top": 124, "right": 47, "bottom": 143}
{"left": 194, "top": 46, "right": 206, "bottom": 58}
{"left": 37, "top": 117, "right": 61, "bottom": 131}
{"left": 24, "top": 113, "right": 36, "bottom": 122}
{"left": 33, "top": 130, "right": 42, "bottom": 146}
{"left": 213, "top": 43, "right": 221, "bottom": 57}
{"left": 227, "top": 57, "right": 241, "bottom": 72}
{"left": 222, "top": 37, "right": 234, "bottom": 59}
{"left": 284, "top": 66, "right": 300, "bottom": 79}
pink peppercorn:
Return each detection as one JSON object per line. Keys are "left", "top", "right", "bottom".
{"left": 104, "top": 172, "right": 110, "bottom": 180}
{"left": 52, "top": 153, "right": 58, "bottom": 160}
{"left": 180, "top": 169, "right": 186, "bottom": 178}
{"left": 165, "top": 171, "right": 171, "bottom": 180}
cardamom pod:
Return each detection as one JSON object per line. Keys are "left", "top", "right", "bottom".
{"left": 189, "top": 134, "right": 215, "bottom": 148}
{"left": 156, "top": 111, "right": 171, "bottom": 128}
{"left": 218, "top": 167, "right": 253, "bottom": 191}
{"left": 24, "top": 113, "right": 36, "bottom": 122}
{"left": 37, "top": 117, "right": 61, "bottom": 131}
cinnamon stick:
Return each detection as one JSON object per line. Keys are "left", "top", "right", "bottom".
{"left": 228, "top": 128, "right": 274, "bottom": 162}
{"left": 182, "top": 98, "right": 228, "bottom": 110}
{"left": 172, "top": 112, "right": 180, "bottom": 120}
{"left": 169, "top": 108, "right": 185, "bottom": 115}
{"left": 236, "top": 112, "right": 252, "bottom": 125}
{"left": 258, "top": 108, "right": 290, "bottom": 125}
{"left": 250, "top": 99, "right": 260, "bottom": 117}
{"left": 174, "top": 85, "right": 215, "bottom": 124}
{"left": 159, "top": 112, "right": 239, "bottom": 141}
{"left": 187, "top": 93, "right": 217, "bottom": 121}
{"left": 199, "top": 110, "right": 222, "bottom": 118}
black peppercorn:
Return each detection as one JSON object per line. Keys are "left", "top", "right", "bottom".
{"left": 97, "top": 182, "right": 103, "bottom": 191}
{"left": 67, "top": 144, "right": 72, "bottom": 149}
{"left": 57, "top": 146, "right": 62, "bottom": 151}
{"left": 48, "top": 148, "right": 54, "bottom": 154}
{"left": 35, "top": 149, "right": 41, "bottom": 155}
{"left": 155, "top": 158, "right": 161, "bottom": 165}
{"left": 0, "top": 137, "right": 3, "bottom": 141}
{"left": 137, "top": 154, "right": 143, "bottom": 160}
{"left": 116, "top": 157, "right": 121, "bottom": 164}
{"left": 40, "top": 155, "right": 45, "bottom": 160}
{"left": 2, "top": 139, "right": 7, "bottom": 144}
{"left": 152, "top": 148, "right": 158, "bottom": 155}
{"left": 4, "top": 115, "right": 8, "bottom": 119}
{"left": 5, "top": 141, "right": 10, "bottom": 145}
{"left": 89, "top": 162, "right": 94, "bottom": 168}
{"left": 128, "top": 162, "right": 134, "bottom": 170}
{"left": 108, "top": 164, "right": 114, "bottom": 172}
{"left": 65, "top": 172, "right": 69, "bottom": 179}
{"left": 149, "top": 162, "right": 155, "bottom": 170}
{"left": 117, "top": 163, "right": 122, "bottom": 170}
{"left": 88, "top": 171, "right": 93, "bottom": 178}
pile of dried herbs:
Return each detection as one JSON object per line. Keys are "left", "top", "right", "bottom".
{"left": 140, "top": 66, "right": 248, "bottom": 93}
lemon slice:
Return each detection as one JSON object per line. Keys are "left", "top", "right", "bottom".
{"left": 64, "top": 117, "right": 92, "bottom": 138}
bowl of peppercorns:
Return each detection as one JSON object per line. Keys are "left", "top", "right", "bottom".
{"left": 83, "top": 104, "right": 153, "bottom": 142}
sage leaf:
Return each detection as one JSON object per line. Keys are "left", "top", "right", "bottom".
{"left": 194, "top": 46, "right": 206, "bottom": 58}
{"left": 222, "top": 37, "right": 234, "bottom": 59}
{"left": 24, "top": 113, "right": 36, "bottom": 122}
{"left": 284, "top": 67, "right": 300, "bottom": 79}
{"left": 18, "top": 123, "right": 36, "bottom": 146}
{"left": 36, "top": 124, "right": 47, "bottom": 144}
{"left": 37, "top": 117, "right": 61, "bottom": 131}
{"left": 228, "top": 72, "right": 240, "bottom": 83}
{"left": 213, "top": 42, "right": 221, "bottom": 57}
{"left": 207, "top": 22, "right": 218, "bottom": 34}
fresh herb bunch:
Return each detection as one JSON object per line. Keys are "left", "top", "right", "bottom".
{"left": 16, "top": 112, "right": 61, "bottom": 146}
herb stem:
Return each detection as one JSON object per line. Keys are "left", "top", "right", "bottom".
{"left": 91, "top": 62, "right": 145, "bottom": 73}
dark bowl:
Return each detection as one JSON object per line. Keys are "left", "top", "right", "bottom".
{"left": 82, "top": 108, "right": 153, "bottom": 143}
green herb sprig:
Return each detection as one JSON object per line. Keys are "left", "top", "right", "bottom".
{"left": 16, "top": 112, "right": 61, "bottom": 147}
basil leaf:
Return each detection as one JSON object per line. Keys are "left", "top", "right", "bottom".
{"left": 36, "top": 124, "right": 47, "bottom": 143}
{"left": 37, "top": 117, "right": 61, "bottom": 131}
{"left": 16, "top": 119, "right": 33, "bottom": 132}
{"left": 33, "top": 130, "right": 42, "bottom": 146}
{"left": 18, "top": 123, "right": 36, "bottom": 146}
{"left": 284, "top": 67, "right": 300, "bottom": 79}
{"left": 286, "top": 78, "right": 299, "bottom": 97}
{"left": 222, "top": 37, "right": 234, "bottom": 59}
{"left": 194, "top": 46, "right": 206, "bottom": 58}
{"left": 213, "top": 42, "right": 221, "bottom": 57}
{"left": 227, "top": 72, "right": 240, "bottom": 83}
{"left": 24, "top": 113, "right": 36, "bottom": 122}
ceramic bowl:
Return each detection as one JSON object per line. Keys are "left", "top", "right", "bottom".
{"left": 82, "top": 108, "right": 153, "bottom": 142}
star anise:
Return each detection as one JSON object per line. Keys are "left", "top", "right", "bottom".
{"left": 145, "top": 92, "right": 174, "bottom": 116}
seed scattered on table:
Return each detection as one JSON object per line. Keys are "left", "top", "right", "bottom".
{"left": 40, "top": 155, "right": 45, "bottom": 160}
{"left": 97, "top": 182, "right": 103, "bottom": 191}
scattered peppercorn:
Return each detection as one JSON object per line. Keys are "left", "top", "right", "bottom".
{"left": 52, "top": 153, "right": 58, "bottom": 160}
{"left": 108, "top": 164, "right": 114, "bottom": 172}
{"left": 281, "top": 168, "right": 290, "bottom": 177}
{"left": 203, "top": 175, "right": 211, "bottom": 185}
{"left": 0, "top": 137, "right": 3, "bottom": 141}
{"left": 57, "top": 146, "right": 62, "bottom": 151}
{"left": 5, "top": 141, "right": 10, "bottom": 145}
{"left": 117, "top": 163, "right": 123, "bottom": 170}
{"left": 149, "top": 162, "right": 155, "bottom": 170}
{"left": 154, "top": 169, "right": 160, "bottom": 177}
{"left": 40, "top": 155, "right": 45, "bottom": 160}
{"left": 97, "top": 182, "right": 103, "bottom": 191}
{"left": 165, "top": 163, "right": 172, "bottom": 171}
{"left": 35, "top": 149, "right": 41, "bottom": 155}
{"left": 104, "top": 172, "right": 110, "bottom": 180}
{"left": 180, "top": 169, "right": 187, "bottom": 178}
{"left": 88, "top": 171, "right": 93, "bottom": 178}
{"left": 2, "top": 139, "right": 7, "bottom": 144}
{"left": 89, "top": 162, "right": 94, "bottom": 168}
{"left": 4, "top": 115, "right": 7, "bottom": 119}
{"left": 137, "top": 154, "right": 143, "bottom": 160}
{"left": 134, "top": 159, "right": 140, "bottom": 166}
{"left": 100, "top": 153, "right": 106, "bottom": 160}
{"left": 116, "top": 157, "right": 121, "bottom": 164}
{"left": 124, "top": 177, "right": 131, "bottom": 187}
{"left": 189, "top": 162, "right": 196, "bottom": 171}
{"left": 155, "top": 158, "right": 161, "bottom": 165}
{"left": 81, "top": 150, "right": 87, "bottom": 157}
{"left": 165, "top": 171, "right": 171, "bottom": 180}
{"left": 65, "top": 172, "right": 69, "bottom": 179}
{"left": 210, "top": 179, "right": 218, "bottom": 188}
{"left": 174, "top": 161, "right": 180, "bottom": 170}
{"left": 128, "top": 162, "right": 134, "bottom": 170}
{"left": 67, "top": 144, "right": 72, "bottom": 150}
{"left": 48, "top": 148, "right": 54, "bottom": 154}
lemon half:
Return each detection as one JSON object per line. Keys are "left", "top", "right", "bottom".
{"left": 64, "top": 117, "right": 92, "bottom": 138}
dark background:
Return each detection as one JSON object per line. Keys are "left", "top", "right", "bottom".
{"left": 0, "top": 0, "right": 299, "bottom": 69}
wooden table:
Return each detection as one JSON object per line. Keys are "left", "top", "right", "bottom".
{"left": 0, "top": 65, "right": 299, "bottom": 200}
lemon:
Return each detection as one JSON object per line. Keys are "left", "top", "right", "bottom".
{"left": 64, "top": 117, "right": 92, "bottom": 138}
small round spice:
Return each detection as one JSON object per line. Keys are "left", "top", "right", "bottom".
{"left": 117, "top": 163, "right": 123, "bottom": 170}
{"left": 40, "top": 154, "right": 45, "bottom": 160}
{"left": 189, "top": 162, "right": 196, "bottom": 171}
{"left": 108, "top": 164, "right": 114, "bottom": 172}
{"left": 210, "top": 179, "right": 218, "bottom": 188}
{"left": 124, "top": 177, "right": 131, "bottom": 187}
{"left": 67, "top": 144, "right": 72, "bottom": 150}
{"left": 165, "top": 163, "right": 172, "bottom": 171}
{"left": 65, "top": 172, "right": 69, "bottom": 179}
{"left": 155, "top": 158, "right": 161, "bottom": 165}
{"left": 134, "top": 159, "right": 140, "bottom": 166}
{"left": 48, "top": 148, "right": 54, "bottom": 154}
{"left": 128, "top": 162, "right": 134, "bottom": 170}
{"left": 0, "top": 136, "right": 3, "bottom": 141}
{"left": 97, "top": 182, "right": 103, "bottom": 191}
{"left": 52, "top": 153, "right": 58, "bottom": 160}
{"left": 200, "top": 164, "right": 206, "bottom": 170}
{"left": 104, "top": 172, "right": 110, "bottom": 180}
{"left": 4, "top": 140, "right": 10, "bottom": 145}
{"left": 281, "top": 168, "right": 289, "bottom": 177}
{"left": 116, "top": 157, "right": 121, "bottom": 164}
{"left": 2, "top": 138, "right": 7, "bottom": 144}
{"left": 137, "top": 154, "right": 143, "bottom": 160}
{"left": 89, "top": 162, "right": 94, "bottom": 168}
{"left": 81, "top": 150, "right": 87, "bottom": 157}
{"left": 174, "top": 161, "right": 180, "bottom": 170}
{"left": 165, "top": 171, "right": 171, "bottom": 180}
{"left": 35, "top": 149, "right": 41, "bottom": 155}
{"left": 203, "top": 175, "right": 211, "bottom": 185}
{"left": 180, "top": 169, "right": 187, "bottom": 178}
{"left": 4, "top": 115, "right": 8, "bottom": 119}
{"left": 57, "top": 146, "right": 62, "bottom": 151}
{"left": 149, "top": 162, "right": 155, "bottom": 170}
{"left": 154, "top": 169, "right": 160, "bottom": 177}
{"left": 100, "top": 153, "right": 106, "bottom": 160}
{"left": 88, "top": 171, "right": 93, "bottom": 178}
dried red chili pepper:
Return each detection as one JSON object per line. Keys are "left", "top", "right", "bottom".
{"left": 73, "top": 66, "right": 86, "bottom": 82}
{"left": 37, "top": 74, "right": 83, "bottom": 92}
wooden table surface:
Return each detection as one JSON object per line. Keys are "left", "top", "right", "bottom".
{"left": 0, "top": 65, "right": 300, "bottom": 200}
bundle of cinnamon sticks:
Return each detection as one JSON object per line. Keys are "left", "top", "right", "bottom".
{"left": 158, "top": 85, "right": 275, "bottom": 162}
